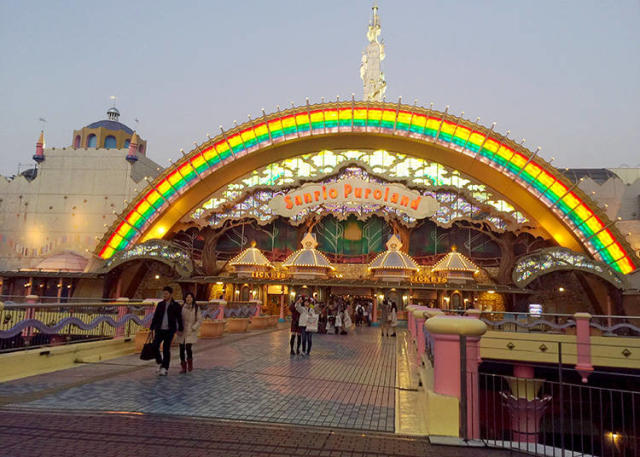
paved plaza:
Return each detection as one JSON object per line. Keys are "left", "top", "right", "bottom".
{"left": 1, "top": 326, "right": 396, "bottom": 431}
{"left": 0, "top": 326, "right": 508, "bottom": 456}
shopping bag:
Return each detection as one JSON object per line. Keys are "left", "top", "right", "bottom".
{"left": 306, "top": 313, "right": 319, "bottom": 333}
{"left": 139, "top": 332, "right": 157, "bottom": 361}
{"left": 344, "top": 313, "right": 352, "bottom": 329}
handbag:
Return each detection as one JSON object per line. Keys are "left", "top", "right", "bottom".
{"left": 306, "top": 313, "right": 319, "bottom": 333}
{"left": 140, "top": 331, "right": 158, "bottom": 361}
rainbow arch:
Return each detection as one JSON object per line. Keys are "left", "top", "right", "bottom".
{"left": 97, "top": 102, "right": 637, "bottom": 275}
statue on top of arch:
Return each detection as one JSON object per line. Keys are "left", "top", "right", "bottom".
{"left": 360, "top": 4, "right": 387, "bottom": 102}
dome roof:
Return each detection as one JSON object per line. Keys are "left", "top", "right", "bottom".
{"left": 431, "top": 248, "right": 479, "bottom": 273}
{"left": 282, "top": 233, "right": 334, "bottom": 270}
{"left": 229, "top": 243, "right": 273, "bottom": 268}
{"left": 85, "top": 119, "right": 134, "bottom": 134}
{"left": 36, "top": 251, "right": 88, "bottom": 272}
{"left": 369, "top": 235, "right": 419, "bottom": 271}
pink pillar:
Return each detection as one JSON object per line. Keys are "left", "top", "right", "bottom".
{"left": 514, "top": 365, "right": 535, "bottom": 379}
{"left": 22, "top": 294, "right": 39, "bottom": 340}
{"left": 407, "top": 307, "right": 415, "bottom": 339}
{"left": 431, "top": 333, "right": 462, "bottom": 397}
{"left": 416, "top": 315, "right": 426, "bottom": 365}
{"left": 574, "top": 312, "right": 593, "bottom": 383}
{"left": 142, "top": 299, "right": 157, "bottom": 328}
{"left": 372, "top": 296, "right": 379, "bottom": 327}
{"left": 279, "top": 293, "right": 286, "bottom": 323}
{"left": 217, "top": 301, "right": 225, "bottom": 321}
{"left": 115, "top": 297, "right": 129, "bottom": 337}
{"left": 427, "top": 316, "right": 487, "bottom": 441}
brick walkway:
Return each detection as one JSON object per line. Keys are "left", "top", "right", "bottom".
{"left": 0, "top": 409, "right": 507, "bottom": 457}
{"left": 1, "top": 327, "right": 396, "bottom": 431}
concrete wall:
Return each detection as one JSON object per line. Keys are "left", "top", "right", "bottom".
{"left": 0, "top": 147, "right": 160, "bottom": 271}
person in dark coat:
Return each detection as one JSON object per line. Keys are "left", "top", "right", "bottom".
{"left": 149, "top": 286, "right": 184, "bottom": 376}
{"left": 289, "top": 297, "right": 302, "bottom": 355}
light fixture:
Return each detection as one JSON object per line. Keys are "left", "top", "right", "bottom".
{"left": 488, "top": 290, "right": 496, "bottom": 294}
{"left": 216, "top": 281, "right": 223, "bottom": 285}
{"left": 558, "top": 287, "right": 565, "bottom": 292}
{"left": 155, "top": 274, "right": 160, "bottom": 279}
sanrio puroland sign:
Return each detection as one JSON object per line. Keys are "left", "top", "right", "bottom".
{"left": 268, "top": 178, "right": 439, "bottom": 219}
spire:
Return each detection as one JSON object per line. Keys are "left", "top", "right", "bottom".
{"left": 33, "top": 130, "right": 45, "bottom": 163}
{"left": 126, "top": 131, "right": 139, "bottom": 163}
{"left": 360, "top": 3, "right": 386, "bottom": 102}
{"left": 107, "top": 96, "right": 120, "bottom": 121}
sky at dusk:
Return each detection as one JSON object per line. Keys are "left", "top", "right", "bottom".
{"left": 0, "top": 0, "right": 638, "bottom": 175}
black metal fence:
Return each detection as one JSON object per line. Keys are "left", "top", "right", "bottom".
{"left": 469, "top": 370, "right": 639, "bottom": 456}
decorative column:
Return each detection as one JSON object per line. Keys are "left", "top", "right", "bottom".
{"left": 372, "top": 292, "right": 380, "bottom": 327}
{"left": 413, "top": 309, "right": 427, "bottom": 365}
{"left": 501, "top": 365, "right": 551, "bottom": 443}
{"left": 574, "top": 312, "right": 593, "bottom": 383}
{"left": 216, "top": 300, "right": 226, "bottom": 321}
{"left": 406, "top": 305, "right": 416, "bottom": 339}
{"left": 425, "top": 315, "right": 488, "bottom": 440}
{"left": 22, "top": 294, "right": 39, "bottom": 342}
{"left": 279, "top": 288, "right": 286, "bottom": 323}
{"left": 115, "top": 297, "right": 129, "bottom": 337}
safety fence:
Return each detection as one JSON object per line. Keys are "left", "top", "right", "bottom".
{"left": 0, "top": 301, "right": 155, "bottom": 352}
{"left": 445, "top": 309, "right": 640, "bottom": 338}
{"left": 471, "top": 370, "right": 639, "bottom": 457}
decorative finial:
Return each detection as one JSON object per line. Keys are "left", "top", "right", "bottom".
{"left": 126, "top": 132, "right": 139, "bottom": 163}
{"left": 361, "top": 3, "right": 386, "bottom": 102}
{"left": 107, "top": 96, "right": 120, "bottom": 121}
{"left": 301, "top": 232, "right": 318, "bottom": 250}
{"left": 451, "top": 245, "right": 457, "bottom": 252}
{"left": 33, "top": 130, "right": 45, "bottom": 163}
{"left": 385, "top": 234, "right": 402, "bottom": 251}
{"left": 250, "top": 240, "right": 257, "bottom": 248}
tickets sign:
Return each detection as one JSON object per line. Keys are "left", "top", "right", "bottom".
{"left": 268, "top": 178, "right": 439, "bottom": 219}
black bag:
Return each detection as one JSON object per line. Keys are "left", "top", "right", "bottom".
{"left": 140, "top": 332, "right": 157, "bottom": 361}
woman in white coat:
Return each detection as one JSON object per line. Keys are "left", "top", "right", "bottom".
{"left": 178, "top": 292, "right": 202, "bottom": 373}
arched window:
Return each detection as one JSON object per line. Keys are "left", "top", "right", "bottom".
{"left": 87, "top": 134, "right": 97, "bottom": 148}
{"left": 138, "top": 144, "right": 145, "bottom": 154}
{"left": 104, "top": 136, "right": 117, "bottom": 149}
{"left": 124, "top": 139, "right": 130, "bottom": 149}
{"left": 73, "top": 135, "right": 81, "bottom": 148}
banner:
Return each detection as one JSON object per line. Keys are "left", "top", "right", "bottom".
{"left": 269, "top": 178, "right": 439, "bottom": 220}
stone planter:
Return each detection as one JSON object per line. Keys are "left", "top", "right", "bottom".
{"left": 225, "top": 317, "right": 249, "bottom": 333}
{"left": 249, "top": 315, "right": 271, "bottom": 330}
{"left": 135, "top": 328, "right": 151, "bottom": 352}
{"left": 199, "top": 320, "right": 224, "bottom": 339}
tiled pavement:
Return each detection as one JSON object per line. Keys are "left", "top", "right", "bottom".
{"left": 0, "top": 409, "right": 509, "bottom": 457}
{"left": 1, "top": 326, "right": 396, "bottom": 431}
{"left": 0, "top": 326, "right": 511, "bottom": 456}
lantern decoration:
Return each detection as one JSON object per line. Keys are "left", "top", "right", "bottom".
{"left": 368, "top": 235, "right": 419, "bottom": 282}
{"left": 431, "top": 246, "right": 479, "bottom": 283}
{"left": 282, "top": 233, "right": 334, "bottom": 279}
{"left": 229, "top": 241, "right": 274, "bottom": 277}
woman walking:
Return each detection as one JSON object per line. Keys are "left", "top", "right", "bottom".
{"left": 390, "top": 301, "right": 398, "bottom": 337}
{"left": 178, "top": 292, "right": 202, "bottom": 373}
{"left": 289, "top": 297, "right": 302, "bottom": 355}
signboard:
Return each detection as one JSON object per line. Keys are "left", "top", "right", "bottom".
{"left": 528, "top": 303, "right": 543, "bottom": 316}
{"left": 268, "top": 178, "right": 439, "bottom": 220}
{"left": 251, "top": 271, "right": 288, "bottom": 280}
{"left": 410, "top": 272, "right": 448, "bottom": 284}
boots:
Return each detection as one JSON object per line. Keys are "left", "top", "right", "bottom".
{"left": 180, "top": 361, "right": 187, "bottom": 374}
{"left": 187, "top": 359, "right": 193, "bottom": 372}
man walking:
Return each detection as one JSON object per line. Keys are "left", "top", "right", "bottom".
{"left": 150, "top": 286, "right": 184, "bottom": 376}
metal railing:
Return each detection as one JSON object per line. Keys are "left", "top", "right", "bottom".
{"left": 0, "top": 300, "right": 154, "bottom": 353}
{"left": 443, "top": 309, "right": 640, "bottom": 338}
{"left": 474, "top": 371, "right": 639, "bottom": 456}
